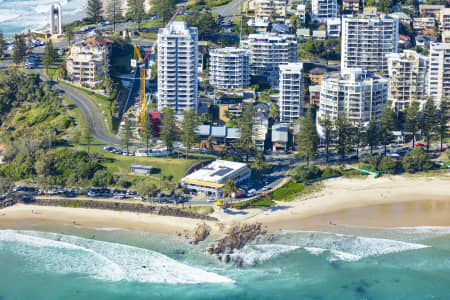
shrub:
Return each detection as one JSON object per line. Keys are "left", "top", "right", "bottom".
{"left": 360, "top": 155, "right": 382, "bottom": 170}
{"left": 233, "top": 196, "right": 275, "bottom": 209}
{"left": 292, "top": 165, "right": 322, "bottom": 182}
{"left": 378, "top": 156, "right": 402, "bottom": 174}
{"left": 271, "top": 180, "right": 305, "bottom": 201}
{"left": 402, "top": 147, "right": 434, "bottom": 173}
{"left": 321, "top": 167, "right": 342, "bottom": 178}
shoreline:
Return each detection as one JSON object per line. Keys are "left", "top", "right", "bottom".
{"left": 1, "top": 175, "right": 449, "bottom": 235}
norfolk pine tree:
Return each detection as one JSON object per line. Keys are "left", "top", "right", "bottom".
{"left": 366, "top": 119, "right": 379, "bottom": 155}
{"left": 181, "top": 109, "right": 199, "bottom": 159}
{"left": 127, "top": 0, "right": 146, "bottom": 29}
{"left": 335, "top": 113, "right": 351, "bottom": 158}
{"left": 405, "top": 100, "right": 420, "bottom": 148}
{"left": 319, "top": 112, "right": 333, "bottom": 164}
{"left": 437, "top": 98, "right": 448, "bottom": 152}
{"left": 12, "top": 34, "right": 26, "bottom": 64}
{"left": 0, "top": 32, "right": 5, "bottom": 58}
{"left": 160, "top": 107, "right": 177, "bottom": 156}
{"left": 121, "top": 118, "right": 133, "bottom": 153}
{"left": 239, "top": 104, "right": 255, "bottom": 162}
{"left": 142, "top": 113, "right": 154, "bottom": 156}
{"left": 296, "top": 108, "right": 319, "bottom": 165}
{"left": 379, "top": 103, "right": 395, "bottom": 155}
{"left": 87, "top": 0, "right": 103, "bottom": 24}
{"left": 420, "top": 98, "right": 437, "bottom": 153}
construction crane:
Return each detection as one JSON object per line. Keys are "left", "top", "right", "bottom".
{"left": 132, "top": 44, "right": 153, "bottom": 131}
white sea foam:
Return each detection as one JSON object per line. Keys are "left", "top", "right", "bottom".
{"left": 0, "top": 230, "right": 234, "bottom": 284}
{"left": 303, "top": 247, "right": 361, "bottom": 262}
{"left": 275, "top": 230, "right": 430, "bottom": 262}
{"left": 231, "top": 244, "right": 300, "bottom": 266}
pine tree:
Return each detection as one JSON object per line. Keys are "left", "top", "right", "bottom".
{"left": 379, "top": 103, "right": 395, "bottom": 155}
{"left": 65, "top": 25, "right": 74, "bottom": 46}
{"left": 42, "top": 40, "right": 55, "bottom": 75}
{"left": 319, "top": 113, "right": 333, "bottom": 164}
{"left": 87, "top": 0, "right": 103, "bottom": 24}
{"left": 127, "top": 0, "right": 145, "bottom": 29}
{"left": 12, "top": 34, "right": 26, "bottom": 64}
{"left": 420, "top": 98, "right": 437, "bottom": 153}
{"left": 239, "top": 104, "right": 255, "bottom": 162}
{"left": 0, "top": 32, "right": 5, "bottom": 58}
{"left": 181, "top": 109, "right": 199, "bottom": 159}
{"left": 296, "top": 108, "right": 319, "bottom": 165}
{"left": 405, "top": 100, "right": 420, "bottom": 148}
{"left": 352, "top": 121, "right": 365, "bottom": 159}
{"left": 121, "top": 118, "right": 133, "bottom": 153}
{"left": 335, "top": 113, "right": 351, "bottom": 158}
{"left": 366, "top": 119, "right": 379, "bottom": 155}
{"left": 84, "top": 117, "right": 94, "bottom": 154}
{"left": 142, "top": 113, "right": 154, "bottom": 156}
{"left": 150, "top": 0, "right": 176, "bottom": 24}
{"left": 437, "top": 98, "right": 448, "bottom": 152}
{"left": 160, "top": 107, "right": 177, "bottom": 156}
{"left": 106, "top": 0, "right": 122, "bottom": 32}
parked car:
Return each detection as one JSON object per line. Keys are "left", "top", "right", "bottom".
{"left": 134, "top": 195, "right": 144, "bottom": 201}
{"left": 247, "top": 189, "right": 256, "bottom": 197}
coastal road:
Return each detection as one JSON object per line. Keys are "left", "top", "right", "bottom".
{"left": 25, "top": 48, "right": 121, "bottom": 145}
{"left": 213, "top": 0, "right": 246, "bottom": 17}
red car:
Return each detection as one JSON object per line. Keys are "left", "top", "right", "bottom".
{"left": 415, "top": 142, "right": 425, "bottom": 147}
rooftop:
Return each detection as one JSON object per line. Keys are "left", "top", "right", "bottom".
{"left": 183, "top": 160, "right": 249, "bottom": 184}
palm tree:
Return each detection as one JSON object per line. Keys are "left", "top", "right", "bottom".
{"left": 222, "top": 179, "right": 236, "bottom": 202}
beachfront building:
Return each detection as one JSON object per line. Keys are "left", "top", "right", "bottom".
{"left": 157, "top": 21, "right": 198, "bottom": 114}
{"left": 66, "top": 37, "right": 112, "bottom": 88}
{"left": 341, "top": 14, "right": 399, "bottom": 73}
{"left": 427, "top": 43, "right": 450, "bottom": 104}
{"left": 318, "top": 69, "right": 388, "bottom": 124}
{"left": 387, "top": 50, "right": 429, "bottom": 111}
{"left": 240, "top": 33, "right": 297, "bottom": 84}
{"left": 419, "top": 5, "right": 444, "bottom": 21}
{"left": 296, "top": 4, "right": 306, "bottom": 23}
{"left": 254, "top": 0, "right": 287, "bottom": 18}
{"left": 311, "top": 0, "right": 339, "bottom": 24}
{"left": 279, "top": 63, "right": 304, "bottom": 123}
{"left": 181, "top": 160, "right": 251, "bottom": 198}
{"left": 209, "top": 47, "right": 250, "bottom": 91}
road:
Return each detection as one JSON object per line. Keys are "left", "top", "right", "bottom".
{"left": 8, "top": 44, "right": 121, "bottom": 145}
{"left": 213, "top": 0, "right": 246, "bottom": 17}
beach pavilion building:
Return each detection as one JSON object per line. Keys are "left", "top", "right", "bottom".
{"left": 181, "top": 160, "right": 251, "bottom": 198}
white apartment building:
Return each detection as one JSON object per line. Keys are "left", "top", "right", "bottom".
{"left": 318, "top": 69, "right": 388, "bottom": 124}
{"left": 240, "top": 33, "right": 298, "bottom": 84}
{"left": 327, "top": 17, "right": 341, "bottom": 37}
{"left": 387, "top": 50, "right": 429, "bottom": 111}
{"left": 296, "top": 4, "right": 306, "bottom": 23}
{"left": 311, "top": 0, "right": 339, "bottom": 24}
{"left": 440, "top": 8, "right": 450, "bottom": 32}
{"left": 254, "top": 0, "right": 287, "bottom": 18}
{"left": 428, "top": 43, "right": 450, "bottom": 104}
{"left": 66, "top": 37, "right": 112, "bottom": 88}
{"left": 209, "top": 47, "right": 250, "bottom": 91}
{"left": 341, "top": 14, "right": 399, "bottom": 73}
{"left": 279, "top": 63, "right": 304, "bottom": 123}
{"left": 157, "top": 21, "right": 198, "bottom": 113}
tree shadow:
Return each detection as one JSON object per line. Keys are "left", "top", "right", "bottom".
{"left": 222, "top": 208, "right": 248, "bottom": 215}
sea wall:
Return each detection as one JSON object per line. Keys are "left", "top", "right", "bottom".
{"left": 1, "top": 197, "right": 217, "bottom": 221}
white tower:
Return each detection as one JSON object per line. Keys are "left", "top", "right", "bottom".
{"left": 50, "top": 4, "right": 62, "bottom": 35}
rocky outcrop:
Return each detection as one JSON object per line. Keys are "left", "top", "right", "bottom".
{"left": 207, "top": 223, "right": 267, "bottom": 266}
{"left": 191, "top": 223, "right": 211, "bottom": 245}
{"left": 0, "top": 198, "right": 16, "bottom": 209}
{"left": 22, "top": 198, "right": 217, "bottom": 221}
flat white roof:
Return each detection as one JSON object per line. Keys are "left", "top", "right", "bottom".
{"left": 183, "top": 160, "right": 249, "bottom": 184}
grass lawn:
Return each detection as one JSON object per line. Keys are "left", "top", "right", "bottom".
{"left": 232, "top": 196, "right": 275, "bottom": 209}
{"left": 44, "top": 55, "right": 64, "bottom": 80}
{"left": 62, "top": 95, "right": 84, "bottom": 128}
{"left": 270, "top": 180, "right": 323, "bottom": 202}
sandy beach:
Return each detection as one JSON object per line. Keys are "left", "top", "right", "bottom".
{"left": 1, "top": 175, "right": 449, "bottom": 234}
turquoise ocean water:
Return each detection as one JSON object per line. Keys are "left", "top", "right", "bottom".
{"left": 0, "top": 223, "right": 449, "bottom": 299}
{"left": 0, "top": 0, "right": 87, "bottom": 38}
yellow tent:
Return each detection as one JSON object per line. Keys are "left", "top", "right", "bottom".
{"left": 214, "top": 200, "right": 223, "bottom": 206}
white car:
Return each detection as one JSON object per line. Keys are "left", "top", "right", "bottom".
{"left": 134, "top": 196, "right": 144, "bottom": 201}
{"left": 206, "top": 198, "right": 216, "bottom": 203}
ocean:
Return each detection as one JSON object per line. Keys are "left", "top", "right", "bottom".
{"left": 0, "top": 0, "right": 88, "bottom": 38}
{"left": 0, "top": 223, "right": 449, "bottom": 299}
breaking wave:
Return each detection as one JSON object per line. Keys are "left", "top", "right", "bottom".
{"left": 0, "top": 230, "right": 234, "bottom": 284}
